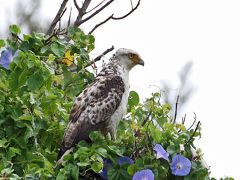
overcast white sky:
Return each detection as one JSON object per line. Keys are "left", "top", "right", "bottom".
{"left": 1, "top": 0, "right": 240, "bottom": 179}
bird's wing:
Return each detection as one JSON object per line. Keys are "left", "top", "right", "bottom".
{"left": 57, "top": 75, "right": 125, "bottom": 160}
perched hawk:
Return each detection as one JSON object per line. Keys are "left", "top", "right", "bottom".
{"left": 57, "top": 48, "right": 144, "bottom": 163}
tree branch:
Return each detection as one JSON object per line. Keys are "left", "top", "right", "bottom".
{"left": 88, "top": 0, "right": 141, "bottom": 34}
{"left": 73, "top": 0, "right": 81, "bottom": 11}
{"left": 73, "top": 0, "right": 92, "bottom": 27}
{"left": 67, "top": 7, "right": 72, "bottom": 28}
{"left": 88, "top": 14, "right": 113, "bottom": 34}
{"left": 84, "top": 46, "right": 114, "bottom": 68}
{"left": 185, "top": 121, "right": 201, "bottom": 145}
{"left": 86, "top": 0, "right": 106, "bottom": 14}
{"left": 76, "top": 0, "right": 115, "bottom": 27}
{"left": 141, "top": 111, "right": 152, "bottom": 127}
{"left": 47, "top": 0, "right": 69, "bottom": 35}
{"left": 187, "top": 112, "right": 197, "bottom": 131}
{"left": 44, "top": 29, "right": 67, "bottom": 45}
{"left": 112, "top": 0, "right": 141, "bottom": 20}
{"left": 173, "top": 95, "right": 180, "bottom": 124}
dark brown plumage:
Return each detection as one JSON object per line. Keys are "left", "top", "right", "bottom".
{"left": 56, "top": 48, "right": 144, "bottom": 164}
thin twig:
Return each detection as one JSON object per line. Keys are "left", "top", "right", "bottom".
{"left": 141, "top": 111, "right": 152, "bottom": 127}
{"left": 185, "top": 121, "right": 201, "bottom": 145}
{"left": 182, "top": 113, "right": 187, "bottom": 124}
{"left": 173, "top": 95, "right": 180, "bottom": 124}
{"left": 112, "top": 0, "right": 141, "bottom": 20}
{"left": 178, "top": 114, "right": 187, "bottom": 134}
{"left": 67, "top": 7, "right": 72, "bottom": 28}
{"left": 187, "top": 112, "right": 197, "bottom": 131}
{"left": 146, "top": 131, "right": 153, "bottom": 149}
{"left": 76, "top": 0, "right": 114, "bottom": 27}
{"left": 58, "top": 7, "right": 67, "bottom": 30}
{"left": 86, "top": 0, "right": 106, "bottom": 14}
{"left": 89, "top": 0, "right": 141, "bottom": 34}
{"left": 47, "top": 0, "right": 68, "bottom": 35}
{"left": 84, "top": 46, "right": 114, "bottom": 68}
{"left": 44, "top": 29, "right": 67, "bottom": 45}
{"left": 12, "top": 34, "right": 23, "bottom": 42}
{"left": 88, "top": 14, "right": 113, "bottom": 34}
{"left": 130, "top": 0, "right": 133, "bottom": 9}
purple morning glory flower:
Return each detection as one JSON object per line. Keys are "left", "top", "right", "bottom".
{"left": 153, "top": 144, "right": 169, "bottom": 161}
{"left": 118, "top": 156, "right": 134, "bottom": 165}
{"left": 170, "top": 154, "right": 191, "bottom": 176}
{"left": 99, "top": 156, "right": 134, "bottom": 179}
{"left": 99, "top": 159, "right": 112, "bottom": 180}
{"left": 0, "top": 48, "right": 18, "bottom": 69}
{"left": 132, "top": 169, "right": 154, "bottom": 180}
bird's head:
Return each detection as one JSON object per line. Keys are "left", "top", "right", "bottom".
{"left": 115, "top": 48, "right": 144, "bottom": 70}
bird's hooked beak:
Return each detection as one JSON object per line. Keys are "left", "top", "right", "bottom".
{"left": 138, "top": 59, "right": 144, "bottom": 66}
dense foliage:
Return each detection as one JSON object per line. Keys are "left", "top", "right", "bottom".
{"left": 0, "top": 25, "right": 233, "bottom": 180}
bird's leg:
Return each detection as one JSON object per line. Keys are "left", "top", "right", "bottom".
{"left": 109, "top": 128, "right": 116, "bottom": 141}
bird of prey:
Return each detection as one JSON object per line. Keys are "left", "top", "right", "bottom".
{"left": 57, "top": 48, "right": 144, "bottom": 163}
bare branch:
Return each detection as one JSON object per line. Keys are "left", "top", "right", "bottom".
{"left": 44, "top": 29, "right": 67, "bottom": 45}
{"left": 67, "top": 7, "right": 72, "bottom": 28}
{"left": 173, "top": 95, "right": 180, "bottom": 124}
{"left": 112, "top": 0, "right": 141, "bottom": 20}
{"left": 73, "top": 0, "right": 92, "bottom": 27}
{"left": 182, "top": 113, "right": 187, "bottom": 124}
{"left": 141, "top": 111, "right": 152, "bottom": 127}
{"left": 86, "top": 0, "right": 106, "bottom": 14}
{"left": 89, "top": 0, "right": 141, "bottom": 34}
{"left": 130, "top": 0, "right": 133, "bottom": 9}
{"left": 185, "top": 121, "right": 201, "bottom": 145}
{"left": 89, "top": 14, "right": 113, "bottom": 34}
{"left": 76, "top": 0, "right": 115, "bottom": 27}
{"left": 84, "top": 46, "right": 114, "bottom": 68}
{"left": 73, "top": 0, "right": 81, "bottom": 11}
{"left": 58, "top": 8, "right": 67, "bottom": 30}
{"left": 47, "top": 0, "right": 69, "bottom": 35}
{"left": 187, "top": 112, "right": 197, "bottom": 131}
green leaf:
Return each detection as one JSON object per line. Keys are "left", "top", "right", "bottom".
{"left": 51, "top": 42, "right": 65, "bottom": 57}
{"left": 18, "top": 114, "right": 32, "bottom": 121}
{"left": 56, "top": 170, "right": 67, "bottom": 180}
{"left": 6, "top": 147, "right": 21, "bottom": 160}
{"left": 128, "top": 91, "right": 140, "bottom": 109}
{"left": 166, "top": 144, "right": 177, "bottom": 155}
{"left": 87, "top": 35, "right": 95, "bottom": 44}
{"left": 48, "top": 54, "right": 56, "bottom": 61}
{"left": 0, "top": 104, "right": 4, "bottom": 113}
{"left": 0, "top": 39, "right": 5, "bottom": 48}
{"left": 9, "top": 24, "right": 21, "bottom": 35}
{"left": 77, "top": 162, "right": 90, "bottom": 167}
{"left": 23, "top": 34, "right": 32, "bottom": 41}
{"left": 91, "top": 161, "right": 103, "bottom": 173}
{"left": 9, "top": 67, "right": 21, "bottom": 91}
{"left": 87, "top": 44, "right": 95, "bottom": 52}
{"left": 107, "top": 145, "right": 124, "bottom": 156}
{"left": 19, "top": 41, "right": 30, "bottom": 51}
{"left": 127, "top": 164, "right": 137, "bottom": 176}
{"left": 18, "top": 68, "right": 28, "bottom": 87}
{"left": 71, "top": 166, "right": 79, "bottom": 180}
{"left": 27, "top": 73, "right": 44, "bottom": 91}
{"left": 0, "top": 138, "right": 9, "bottom": 148}
{"left": 40, "top": 45, "right": 50, "bottom": 54}
{"left": 96, "top": 147, "right": 108, "bottom": 158}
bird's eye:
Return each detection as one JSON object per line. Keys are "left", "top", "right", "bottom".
{"left": 128, "top": 53, "right": 134, "bottom": 59}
